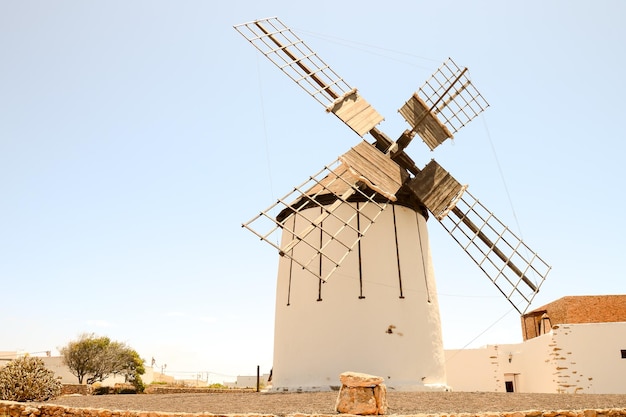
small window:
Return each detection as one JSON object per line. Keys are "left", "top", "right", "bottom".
{"left": 621, "top": 349, "right": 626, "bottom": 359}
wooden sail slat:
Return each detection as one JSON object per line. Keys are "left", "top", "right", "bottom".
{"left": 398, "top": 93, "right": 427, "bottom": 125}
{"left": 348, "top": 106, "right": 386, "bottom": 137}
{"left": 333, "top": 93, "right": 370, "bottom": 119}
{"left": 329, "top": 90, "right": 384, "bottom": 137}
{"left": 399, "top": 94, "right": 452, "bottom": 150}
{"left": 339, "top": 141, "right": 403, "bottom": 201}
{"left": 408, "top": 160, "right": 464, "bottom": 217}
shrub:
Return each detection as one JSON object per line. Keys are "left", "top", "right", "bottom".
{"left": 149, "top": 381, "right": 168, "bottom": 385}
{"left": 113, "top": 383, "right": 137, "bottom": 394}
{"left": 130, "top": 374, "right": 145, "bottom": 393}
{"left": 92, "top": 383, "right": 112, "bottom": 395}
{"left": 0, "top": 356, "right": 62, "bottom": 401}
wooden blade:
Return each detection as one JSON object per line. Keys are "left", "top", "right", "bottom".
{"left": 408, "top": 161, "right": 550, "bottom": 314}
{"left": 407, "top": 160, "right": 466, "bottom": 219}
{"left": 339, "top": 141, "right": 405, "bottom": 201}
{"left": 327, "top": 89, "right": 384, "bottom": 137}
{"left": 399, "top": 58, "right": 489, "bottom": 150}
{"left": 399, "top": 94, "right": 453, "bottom": 151}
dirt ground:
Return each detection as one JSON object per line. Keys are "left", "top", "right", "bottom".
{"left": 44, "top": 391, "right": 626, "bottom": 416}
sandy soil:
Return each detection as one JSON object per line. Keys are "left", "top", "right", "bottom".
{"left": 43, "top": 391, "right": 626, "bottom": 416}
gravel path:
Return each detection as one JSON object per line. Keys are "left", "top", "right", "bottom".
{"left": 44, "top": 391, "right": 626, "bottom": 416}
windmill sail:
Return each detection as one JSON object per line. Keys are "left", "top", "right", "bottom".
{"left": 399, "top": 58, "right": 489, "bottom": 151}
{"left": 408, "top": 161, "right": 550, "bottom": 314}
{"left": 438, "top": 190, "right": 550, "bottom": 314}
{"left": 234, "top": 17, "right": 384, "bottom": 137}
{"left": 242, "top": 141, "right": 402, "bottom": 282}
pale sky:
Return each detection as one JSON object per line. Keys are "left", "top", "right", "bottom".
{"left": 1, "top": 1, "right": 625, "bottom": 382}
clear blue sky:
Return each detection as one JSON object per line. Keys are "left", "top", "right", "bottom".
{"left": 1, "top": 1, "right": 625, "bottom": 382}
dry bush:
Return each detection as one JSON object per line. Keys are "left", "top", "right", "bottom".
{"left": 0, "top": 356, "right": 62, "bottom": 401}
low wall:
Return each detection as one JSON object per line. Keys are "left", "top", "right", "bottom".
{"left": 61, "top": 385, "right": 91, "bottom": 396}
{"left": 1, "top": 401, "right": 626, "bottom": 417}
{"left": 144, "top": 386, "right": 255, "bottom": 394}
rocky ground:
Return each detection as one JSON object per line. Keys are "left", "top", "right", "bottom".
{"left": 44, "top": 391, "right": 626, "bottom": 416}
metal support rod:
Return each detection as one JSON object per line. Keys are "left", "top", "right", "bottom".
{"left": 450, "top": 206, "right": 538, "bottom": 292}
{"left": 278, "top": 187, "right": 356, "bottom": 256}
{"left": 434, "top": 79, "right": 471, "bottom": 114}
{"left": 254, "top": 21, "right": 339, "bottom": 100}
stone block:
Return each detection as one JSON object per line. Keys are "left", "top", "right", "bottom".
{"left": 339, "top": 371, "right": 384, "bottom": 388}
{"left": 335, "top": 372, "right": 387, "bottom": 415}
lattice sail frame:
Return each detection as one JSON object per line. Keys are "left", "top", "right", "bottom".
{"left": 242, "top": 156, "right": 394, "bottom": 282}
{"left": 437, "top": 190, "right": 551, "bottom": 314}
{"left": 234, "top": 17, "right": 354, "bottom": 107}
{"left": 400, "top": 58, "right": 490, "bottom": 150}
{"left": 234, "top": 17, "right": 384, "bottom": 137}
{"left": 422, "top": 59, "right": 489, "bottom": 132}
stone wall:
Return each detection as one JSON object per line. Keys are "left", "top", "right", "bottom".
{"left": 60, "top": 385, "right": 91, "bottom": 396}
{"left": 144, "top": 386, "right": 255, "bottom": 394}
{"left": 2, "top": 401, "right": 626, "bottom": 417}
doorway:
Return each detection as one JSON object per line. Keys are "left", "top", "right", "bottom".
{"left": 504, "top": 373, "right": 518, "bottom": 392}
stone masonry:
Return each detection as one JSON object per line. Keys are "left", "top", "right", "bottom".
{"left": 335, "top": 372, "right": 388, "bottom": 415}
{"left": 3, "top": 401, "right": 626, "bottom": 417}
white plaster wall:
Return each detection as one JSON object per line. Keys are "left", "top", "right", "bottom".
{"left": 444, "top": 337, "right": 590, "bottom": 393}
{"left": 0, "top": 352, "right": 17, "bottom": 362}
{"left": 272, "top": 203, "right": 447, "bottom": 391}
{"left": 235, "top": 374, "right": 270, "bottom": 388}
{"left": 41, "top": 356, "right": 77, "bottom": 384}
{"left": 549, "top": 322, "right": 626, "bottom": 394}
{"left": 445, "top": 345, "right": 499, "bottom": 392}
{"left": 506, "top": 333, "right": 555, "bottom": 393}
{"left": 139, "top": 367, "right": 156, "bottom": 384}
{"left": 444, "top": 322, "right": 626, "bottom": 394}
{"left": 446, "top": 343, "right": 541, "bottom": 392}
{"left": 494, "top": 343, "right": 521, "bottom": 391}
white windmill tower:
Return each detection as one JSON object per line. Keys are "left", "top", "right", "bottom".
{"left": 234, "top": 17, "right": 550, "bottom": 392}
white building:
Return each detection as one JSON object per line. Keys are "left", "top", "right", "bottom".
{"left": 445, "top": 295, "right": 626, "bottom": 394}
{"left": 223, "top": 374, "right": 271, "bottom": 389}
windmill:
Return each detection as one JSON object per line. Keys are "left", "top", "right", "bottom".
{"left": 234, "top": 17, "right": 550, "bottom": 392}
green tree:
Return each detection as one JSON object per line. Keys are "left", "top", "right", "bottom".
{"left": 59, "top": 333, "right": 104, "bottom": 384}
{"left": 60, "top": 333, "right": 145, "bottom": 385}
{"left": 118, "top": 348, "right": 146, "bottom": 392}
